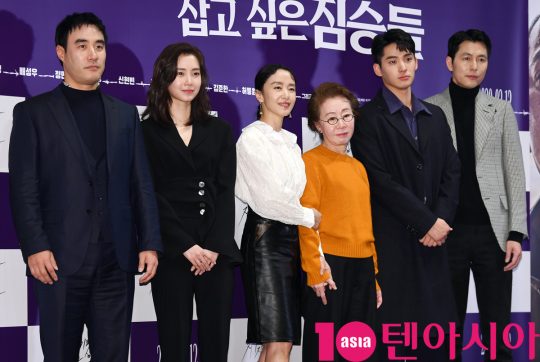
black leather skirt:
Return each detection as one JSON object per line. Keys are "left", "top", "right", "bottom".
{"left": 240, "top": 208, "right": 302, "bottom": 345}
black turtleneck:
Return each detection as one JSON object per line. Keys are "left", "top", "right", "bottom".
{"left": 450, "top": 81, "right": 491, "bottom": 226}
{"left": 61, "top": 83, "right": 106, "bottom": 161}
{"left": 61, "top": 83, "right": 111, "bottom": 243}
{"left": 450, "top": 81, "right": 523, "bottom": 242}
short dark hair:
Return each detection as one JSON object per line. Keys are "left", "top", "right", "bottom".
{"left": 142, "top": 43, "right": 211, "bottom": 126}
{"left": 371, "top": 29, "right": 415, "bottom": 65}
{"left": 254, "top": 64, "right": 295, "bottom": 119}
{"left": 307, "top": 82, "right": 359, "bottom": 140}
{"left": 447, "top": 29, "right": 492, "bottom": 60}
{"left": 55, "top": 12, "right": 107, "bottom": 49}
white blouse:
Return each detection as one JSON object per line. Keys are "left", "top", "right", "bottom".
{"left": 235, "top": 121, "right": 315, "bottom": 228}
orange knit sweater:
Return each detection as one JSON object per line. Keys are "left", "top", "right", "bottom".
{"left": 299, "top": 145, "right": 379, "bottom": 288}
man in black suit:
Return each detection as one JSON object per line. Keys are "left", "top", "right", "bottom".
{"left": 9, "top": 12, "right": 162, "bottom": 361}
{"left": 351, "top": 29, "right": 460, "bottom": 360}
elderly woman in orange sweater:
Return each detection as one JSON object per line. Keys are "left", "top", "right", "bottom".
{"left": 299, "top": 82, "right": 382, "bottom": 361}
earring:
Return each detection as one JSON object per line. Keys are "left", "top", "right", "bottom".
{"left": 258, "top": 103, "right": 263, "bottom": 117}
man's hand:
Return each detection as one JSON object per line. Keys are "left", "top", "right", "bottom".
{"left": 421, "top": 218, "right": 452, "bottom": 246}
{"left": 138, "top": 250, "right": 158, "bottom": 284}
{"left": 419, "top": 234, "right": 444, "bottom": 247}
{"left": 28, "top": 250, "right": 58, "bottom": 284}
{"left": 184, "top": 245, "right": 212, "bottom": 276}
{"left": 503, "top": 240, "right": 522, "bottom": 271}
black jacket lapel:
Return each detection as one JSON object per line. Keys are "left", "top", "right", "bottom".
{"left": 156, "top": 122, "right": 196, "bottom": 170}
{"left": 47, "top": 86, "right": 93, "bottom": 176}
{"left": 188, "top": 118, "right": 211, "bottom": 151}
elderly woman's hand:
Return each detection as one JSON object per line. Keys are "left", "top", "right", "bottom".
{"left": 311, "top": 278, "right": 337, "bottom": 305}
{"left": 312, "top": 256, "right": 337, "bottom": 305}
{"left": 320, "top": 255, "right": 331, "bottom": 276}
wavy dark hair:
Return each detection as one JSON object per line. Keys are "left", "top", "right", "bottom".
{"left": 307, "top": 82, "right": 360, "bottom": 140}
{"left": 142, "top": 43, "right": 210, "bottom": 125}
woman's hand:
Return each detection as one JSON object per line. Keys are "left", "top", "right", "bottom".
{"left": 311, "top": 278, "right": 337, "bottom": 305}
{"left": 312, "top": 256, "right": 336, "bottom": 305}
{"left": 203, "top": 249, "right": 219, "bottom": 268}
{"left": 312, "top": 208, "right": 322, "bottom": 230}
{"left": 183, "top": 245, "right": 212, "bottom": 275}
{"left": 376, "top": 289, "right": 383, "bottom": 309}
{"left": 320, "top": 255, "right": 331, "bottom": 276}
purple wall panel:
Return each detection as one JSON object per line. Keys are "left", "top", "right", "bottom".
{"left": 0, "top": 327, "right": 27, "bottom": 362}
{"left": 0, "top": 173, "right": 18, "bottom": 249}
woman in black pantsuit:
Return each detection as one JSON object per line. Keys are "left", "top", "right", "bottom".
{"left": 141, "top": 42, "right": 242, "bottom": 362}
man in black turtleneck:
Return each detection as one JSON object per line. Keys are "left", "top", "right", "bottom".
{"left": 427, "top": 30, "right": 527, "bottom": 361}
{"left": 9, "top": 13, "right": 162, "bottom": 361}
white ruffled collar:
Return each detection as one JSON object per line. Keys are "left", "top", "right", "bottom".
{"left": 246, "top": 120, "right": 298, "bottom": 145}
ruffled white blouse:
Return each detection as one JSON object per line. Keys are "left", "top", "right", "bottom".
{"left": 235, "top": 121, "right": 315, "bottom": 227}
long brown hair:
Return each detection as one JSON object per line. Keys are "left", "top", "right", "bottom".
{"left": 142, "top": 43, "right": 211, "bottom": 125}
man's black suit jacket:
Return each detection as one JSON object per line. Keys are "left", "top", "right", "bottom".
{"left": 9, "top": 85, "right": 162, "bottom": 276}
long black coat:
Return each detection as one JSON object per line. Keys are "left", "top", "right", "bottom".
{"left": 351, "top": 90, "right": 460, "bottom": 329}
{"left": 142, "top": 116, "right": 241, "bottom": 264}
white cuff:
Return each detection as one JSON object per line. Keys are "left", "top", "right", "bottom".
{"left": 302, "top": 207, "right": 315, "bottom": 228}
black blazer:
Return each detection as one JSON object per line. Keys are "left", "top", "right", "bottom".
{"left": 141, "top": 116, "right": 241, "bottom": 264}
{"left": 9, "top": 86, "right": 162, "bottom": 275}
{"left": 351, "top": 90, "right": 460, "bottom": 327}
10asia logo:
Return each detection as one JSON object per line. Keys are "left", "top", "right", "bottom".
{"left": 315, "top": 321, "right": 540, "bottom": 361}
{"left": 316, "top": 322, "right": 376, "bottom": 361}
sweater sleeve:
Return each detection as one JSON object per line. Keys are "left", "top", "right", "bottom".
{"left": 299, "top": 157, "right": 331, "bottom": 285}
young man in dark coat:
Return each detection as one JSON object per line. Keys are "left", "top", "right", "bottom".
{"left": 351, "top": 29, "right": 460, "bottom": 360}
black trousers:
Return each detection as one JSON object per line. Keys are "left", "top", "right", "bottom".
{"left": 447, "top": 224, "right": 513, "bottom": 362}
{"left": 151, "top": 254, "right": 235, "bottom": 362}
{"left": 302, "top": 254, "right": 377, "bottom": 362}
{"left": 34, "top": 242, "right": 134, "bottom": 362}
